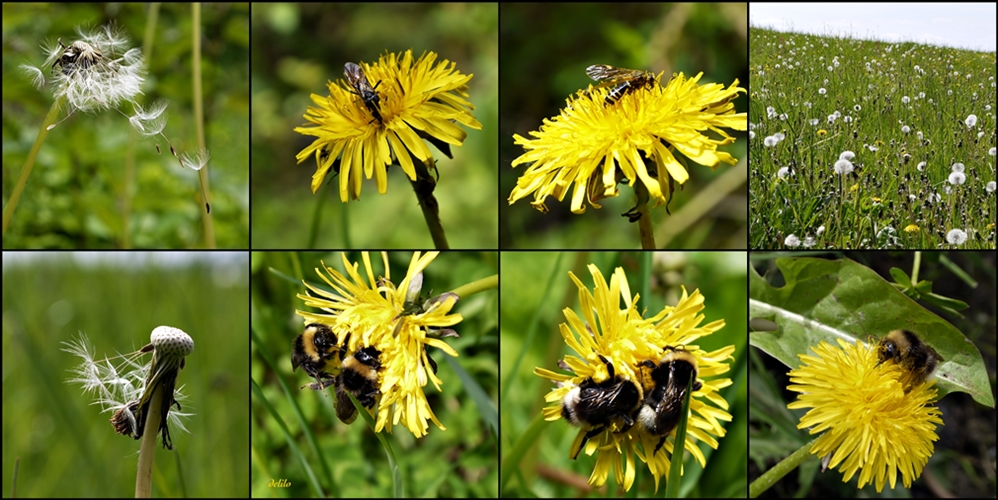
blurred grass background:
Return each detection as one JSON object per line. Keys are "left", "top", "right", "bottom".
{"left": 249, "top": 4, "right": 498, "bottom": 249}
{"left": 2, "top": 3, "right": 249, "bottom": 248}
{"left": 250, "top": 251, "right": 498, "bottom": 497}
{"left": 499, "top": 251, "right": 748, "bottom": 496}
{"left": 500, "top": 3, "right": 749, "bottom": 249}
{"left": 1, "top": 252, "right": 249, "bottom": 497}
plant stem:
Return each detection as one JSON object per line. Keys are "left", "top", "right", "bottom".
{"left": 637, "top": 202, "right": 656, "bottom": 249}
{"left": 135, "top": 385, "right": 165, "bottom": 498}
{"left": 3, "top": 99, "right": 63, "bottom": 236}
{"left": 191, "top": 3, "right": 216, "bottom": 248}
{"left": 409, "top": 159, "right": 449, "bottom": 249}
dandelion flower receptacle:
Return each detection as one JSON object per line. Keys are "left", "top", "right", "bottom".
{"left": 294, "top": 50, "right": 482, "bottom": 203}
{"left": 509, "top": 71, "right": 746, "bottom": 218}
{"left": 295, "top": 252, "right": 462, "bottom": 438}
{"left": 787, "top": 339, "right": 943, "bottom": 492}
{"left": 534, "top": 264, "right": 733, "bottom": 491}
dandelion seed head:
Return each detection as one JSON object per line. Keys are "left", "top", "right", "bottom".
{"left": 948, "top": 172, "right": 966, "bottom": 185}
{"left": 834, "top": 159, "right": 854, "bottom": 175}
{"left": 986, "top": 181, "right": 996, "bottom": 193}
{"left": 839, "top": 151, "right": 855, "bottom": 161}
{"left": 965, "top": 114, "right": 977, "bottom": 128}
{"left": 946, "top": 229, "right": 967, "bottom": 245}
{"left": 951, "top": 162, "right": 965, "bottom": 173}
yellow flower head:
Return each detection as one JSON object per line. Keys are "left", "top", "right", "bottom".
{"left": 296, "top": 252, "right": 462, "bottom": 437}
{"left": 509, "top": 72, "right": 746, "bottom": 216}
{"left": 295, "top": 50, "right": 482, "bottom": 202}
{"left": 787, "top": 339, "right": 943, "bottom": 492}
{"left": 534, "top": 264, "right": 733, "bottom": 491}
{"left": 904, "top": 224, "right": 920, "bottom": 233}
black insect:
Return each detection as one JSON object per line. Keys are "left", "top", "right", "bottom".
{"left": 586, "top": 64, "right": 656, "bottom": 106}
{"left": 53, "top": 38, "right": 104, "bottom": 76}
{"left": 344, "top": 62, "right": 383, "bottom": 124}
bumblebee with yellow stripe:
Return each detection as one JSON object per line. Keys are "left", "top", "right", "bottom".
{"left": 636, "top": 345, "right": 701, "bottom": 455}
{"left": 875, "top": 329, "right": 942, "bottom": 392}
{"left": 291, "top": 323, "right": 342, "bottom": 393}
{"left": 334, "top": 333, "right": 383, "bottom": 424}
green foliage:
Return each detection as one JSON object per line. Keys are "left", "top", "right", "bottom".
{"left": 1, "top": 253, "right": 250, "bottom": 496}
{"left": 2, "top": 3, "right": 249, "bottom": 248}
{"left": 749, "top": 28, "right": 997, "bottom": 249}
{"left": 250, "top": 251, "right": 498, "bottom": 498}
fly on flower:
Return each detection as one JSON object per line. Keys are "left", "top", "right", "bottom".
{"left": 52, "top": 38, "right": 105, "bottom": 76}
{"left": 344, "top": 62, "right": 384, "bottom": 124}
{"left": 585, "top": 64, "right": 656, "bottom": 105}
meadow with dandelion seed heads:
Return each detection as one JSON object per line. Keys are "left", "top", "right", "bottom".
{"left": 749, "top": 28, "right": 996, "bottom": 249}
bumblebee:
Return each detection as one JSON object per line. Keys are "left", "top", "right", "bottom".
{"left": 334, "top": 333, "right": 383, "bottom": 424}
{"left": 291, "top": 323, "right": 341, "bottom": 392}
{"left": 636, "top": 346, "right": 702, "bottom": 455}
{"left": 561, "top": 354, "right": 642, "bottom": 460}
{"left": 875, "top": 329, "right": 942, "bottom": 392}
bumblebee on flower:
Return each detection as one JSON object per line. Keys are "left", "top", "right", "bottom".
{"left": 533, "top": 264, "right": 734, "bottom": 491}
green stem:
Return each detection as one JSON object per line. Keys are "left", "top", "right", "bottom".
{"left": 3, "top": 98, "right": 63, "bottom": 237}
{"left": 191, "top": 3, "right": 215, "bottom": 248}
{"left": 410, "top": 159, "right": 449, "bottom": 249}
{"left": 135, "top": 385, "right": 165, "bottom": 498}
{"left": 637, "top": 202, "right": 655, "bottom": 249}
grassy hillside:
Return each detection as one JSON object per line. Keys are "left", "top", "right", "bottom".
{"left": 749, "top": 28, "right": 996, "bottom": 249}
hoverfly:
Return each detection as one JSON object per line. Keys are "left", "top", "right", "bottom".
{"left": 585, "top": 64, "right": 656, "bottom": 106}
{"left": 344, "top": 62, "right": 383, "bottom": 124}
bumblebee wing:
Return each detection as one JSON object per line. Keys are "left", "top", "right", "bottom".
{"left": 334, "top": 382, "right": 358, "bottom": 424}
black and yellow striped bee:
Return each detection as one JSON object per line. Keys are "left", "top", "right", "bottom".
{"left": 291, "top": 323, "right": 341, "bottom": 392}
{"left": 585, "top": 64, "right": 656, "bottom": 105}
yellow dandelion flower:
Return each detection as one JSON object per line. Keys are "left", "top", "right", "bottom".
{"left": 817, "top": 129, "right": 828, "bottom": 136}
{"left": 787, "top": 339, "right": 943, "bottom": 492}
{"left": 904, "top": 224, "right": 920, "bottom": 233}
{"left": 295, "top": 50, "right": 482, "bottom": 202}
{"left": 296, "top": 252, "right": 462, "bottom": 438}
{"left": 850, "top": 183, "right": 859, "bottom": 193}
{"left": 509, "top": 72, "right": 746, "bottom": 216}
{"left": 534, "top": 264, "right": 733, "bottom": 491}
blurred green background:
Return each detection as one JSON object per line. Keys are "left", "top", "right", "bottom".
{"left": 250, "top": 4, "right": 498, "bottom": 249}
{"left": 500, "top": 3, "right": 749, "bottom": 248}
{"left": 500, "top": 251, "right": 748, "bottom": 496}
{"left": 251, "top": 251, "right": 498, "bottom": 497}
{"left": 2, "top": 3, "right": 249, "bottom": 248}
{"left": 1, "top": 252, "right": 250, "bottom": 497}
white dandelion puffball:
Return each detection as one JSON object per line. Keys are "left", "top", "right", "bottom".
{"left": 948, "top": 172, "right": 966, "bottom": 186}
{"left": 946, "top": 229, "right": 967, "bottom": 245}
{"left": 986, "top": 181, "right": 996, "bottom": 193}
{"left": 951, "top": 162, "right": 965, "bottom": 173}
{"left": 777, "top": 166, "right": 791, "bottom": 179}
{"left": 965, "top": 114, "right": 977, "bottom": 128}
{"left": 151, "top": 326, "right": 194, "bottom": 357}
{"left": 834, "top": 159, "right": 854, "bottom": 175}
{"left": 784, "top": 234, "right": 801, "bottom": 248}
{"left": 839, "top": 151, "right": 855, "bottom": 161}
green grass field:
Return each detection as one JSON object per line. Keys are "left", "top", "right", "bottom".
{"left": 749, "top": 28, "right": 996, "bottom": 249}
